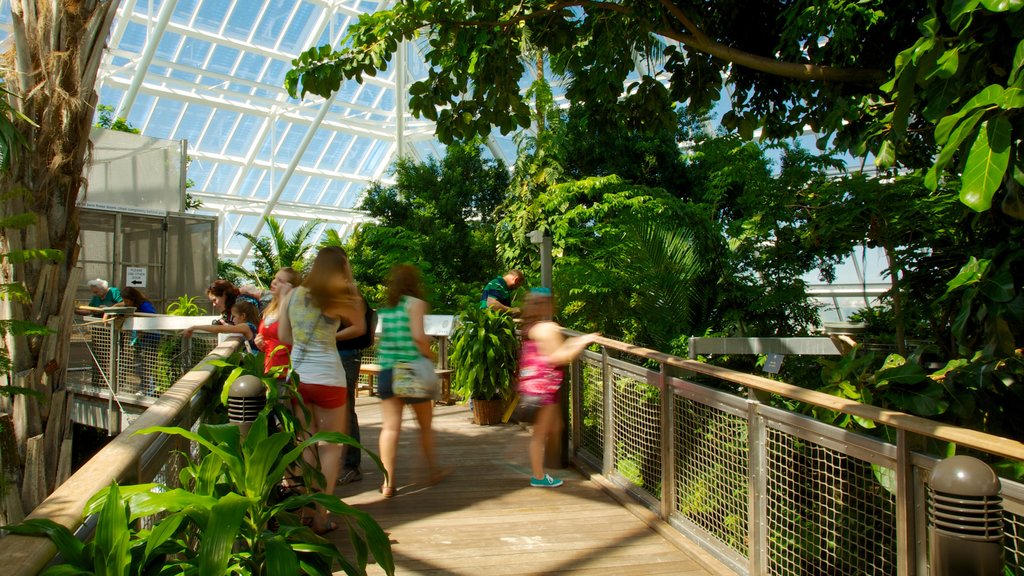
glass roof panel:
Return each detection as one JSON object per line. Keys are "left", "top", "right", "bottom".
{"left": 237, "top": 169, "right": 265, "bottom": 198}
{"left": 280, "top": 3, "right": 320, "bottom": 55}
{"left": 253, "top": 0, "right": 293, "bottom": 46}
{"left": 298, "top": 129, "right": 332, "bottom": 168}
{"left": 155, "top": 32, "right": 184, "bottom": 61}
{"left": 275, "top": 123, "right": 308, "bottom": 158}
{"left": 212, "top": 46, "right": 242, "bottom": 75}
{"left": 225, "top": 2, "right": 262, "bottom": 41}
{"left": 177, "top": 37, "right": 212, "bottom": 68}
{"left": 280, "top": 174, "right": 308, "bottom": 203}
{"left": 206, "top": 164, "right": 241, "bottom": 194}
{"left": 170, "top": 0, "right": 201, "bottom": 26}
{"left": 300, "top": 176, "right": 329, "bottom": 204}
{"left": 118, "top": 21, "right": 148, "bottom": 53}
{"left": 194, "top": 0, "right": 232, "bottom": 34}
{"left": 197, "top": 109, "right": 240, "bottom": 154}
{"left": 88, "top": 2, "right": 442, "bottom": 264}
{"left": 173, "top": 104, "right": 213, "bottom": 144}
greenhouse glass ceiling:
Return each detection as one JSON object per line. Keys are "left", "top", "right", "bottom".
{"left": 0, "top": 0, "right": 522, "bottom": 263}
{"left": 0, "top": 0, "right": 887, "bottom": 321}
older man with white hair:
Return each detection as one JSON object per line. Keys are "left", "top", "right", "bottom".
{"left": 75, "top": 278, "right": 122, "bottom": 316}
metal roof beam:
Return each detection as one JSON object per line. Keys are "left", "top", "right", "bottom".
{"left": 235, "top": 91, "right": 341, "bottom": 264}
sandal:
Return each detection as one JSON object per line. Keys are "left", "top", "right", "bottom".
{"left": 429, "top": 466, "right": 453, "bottom": 486}
{"left": 380, "top": 484, "right": 396, "bottom": 498}
{"left": 313, "top": 519, "right": 338, "bottom": 535}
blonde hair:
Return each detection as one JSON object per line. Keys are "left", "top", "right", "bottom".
{"left": 302, "top": 247, "right": 359, "bottom": 318}
{"left": 262, "top": 267, "right": 302, "bottom": 320}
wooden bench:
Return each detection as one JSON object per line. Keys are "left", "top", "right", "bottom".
{"left": 358, "top": 363, "right": 455, "bottom": 405}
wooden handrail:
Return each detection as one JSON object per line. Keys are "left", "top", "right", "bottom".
{"left": 587, "top": 335, "right": 1024, "bottom": 463}
{"left": 0, "top": 338, "right": 242, "bottom": 576}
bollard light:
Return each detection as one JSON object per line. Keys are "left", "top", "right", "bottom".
{"left": 227, "top": 374, "right": 266, "bottom": 437}
{"left": 929, "top": 455, "right": 1004, "bottom": 576}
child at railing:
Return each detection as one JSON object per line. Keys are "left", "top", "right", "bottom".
{"left": 519, "top": 287, "right": 598, "bottom": 488}
{"left": 183, "top": 299, "right": 260, "bottom": 352}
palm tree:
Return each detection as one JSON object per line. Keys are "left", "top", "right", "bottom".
{"left": 617, "top": 220, "right": 713, "bottom": 352}
{"left": 223, "top": 216, "right": 324, "bottom": 288}
{"left": 1, "top": 0, "right": 124, "bottom": 522}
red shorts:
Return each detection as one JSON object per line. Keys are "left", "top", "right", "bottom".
{"left": 297, "top": 383, "right": 347, "bottom": 409}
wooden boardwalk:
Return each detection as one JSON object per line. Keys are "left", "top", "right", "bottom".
{"left": 326, "top": 397, "right": 734, "bottom": 576}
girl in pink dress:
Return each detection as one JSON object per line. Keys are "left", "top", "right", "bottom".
{"left": 518, "top": 288, "right": 599, "bottom": 488}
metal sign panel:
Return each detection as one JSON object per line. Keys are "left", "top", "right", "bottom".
{"left": 126, "top": 266, "right": 148, "bottom": 288}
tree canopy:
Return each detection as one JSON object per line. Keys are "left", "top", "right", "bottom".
{"left": 288, "top": 1, "right": 1024, "bottom": 217}
{"left": 345, "top": 143, "right": 510, "bottom": 312}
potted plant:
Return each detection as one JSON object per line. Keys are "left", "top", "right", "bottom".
{"left": 449, "top": 307, "right": 519, "bottom": 425}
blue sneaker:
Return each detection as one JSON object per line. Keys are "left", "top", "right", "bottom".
{"left": 530, "top": 474, "right": 563, "bottom": 488}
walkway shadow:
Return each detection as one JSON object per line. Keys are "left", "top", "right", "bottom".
{"left": 322, "top": 398, "right": 727, "bottom": 575}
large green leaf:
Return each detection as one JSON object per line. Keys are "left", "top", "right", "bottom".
{"left": 960, "top": 116, "right": 1011, "bottom": 211}
{"left": 2, "top": 519, "right": 85, "bottom": 568}
{"left": 979, "top": 0, "right": 1024, "bottom": 11}
{"left": 198, "top": 493, "right": 251, "bottom": 576}
{"left": 143, "top": 512, "right": 187, "bottom": 565}
{"left": 244, "top": 431, "right": 293, "bottom": 499}
{"left": 136, "top": 425, "right": 245, "bottom": 485}
{"left": 264, "top": 534, "right": 300, "bottom": 574}
{"left": 92, "top": 483, "right": 131, "bottom": 576}
{"left": 86, "top": 484, "right": 217, "bottom": 521}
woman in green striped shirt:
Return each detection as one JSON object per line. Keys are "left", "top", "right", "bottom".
{"left": 376, "top": 264, "right": 448, "bottom": 497}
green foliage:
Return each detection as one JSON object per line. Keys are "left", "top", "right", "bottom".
{"left": 0, "top": 80, "right": 34, "bottom": 172}
{"left": 4, "top": 411, "right": 394, "bottom": 575}
{"left": 346, "top": 143, "right": 509, "bottom": 312}
{"left": 0, "top": 188, "right": 60, "bottom": 387}
{"left": 878, "top": 2, "right": 1024, "bottom": 215}
{"left": 449, "top": 307, "right": 519, "bottom": 401}
{"left": 229, "top": 216, "right": 323, "bottom": 289}
{"left": 94, "top": 104, "right": 140, "bottom": 134}
{"left": 285, "top": 1, "right": 912, "bottom": 149}
{"left": 165, "top": 295, "right": 205, "bottom": 316}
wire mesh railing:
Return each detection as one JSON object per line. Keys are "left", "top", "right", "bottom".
{"left": 73, "top": 314, "right": 221, "bottom": 400}
{"left": 568, "top": 337, "right": 1024, "bottom": 576}
{"left": 1, "top": 335, "right": 239, "bottom": 576}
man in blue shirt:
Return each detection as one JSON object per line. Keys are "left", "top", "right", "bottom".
{"left": 479, "top": 269, "right": 525, "bottom": 314}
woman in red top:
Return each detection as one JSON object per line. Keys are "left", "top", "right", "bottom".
{"left": 255, "top": 267, "right": 301, "bottom": 378}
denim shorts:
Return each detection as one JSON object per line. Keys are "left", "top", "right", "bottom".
{"left": 376, "top": 367, "right": 430, "bottom": 404}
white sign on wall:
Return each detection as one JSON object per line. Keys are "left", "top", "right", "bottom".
{"left": 126, "top": 266, "right": 148, "bottom": 288}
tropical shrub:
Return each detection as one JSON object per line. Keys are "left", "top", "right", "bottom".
{"left": 449, "top": 307, "right": 519, "bottom": 401}
{"left": 5, "top": 411, "right": 393, "bottom": 575}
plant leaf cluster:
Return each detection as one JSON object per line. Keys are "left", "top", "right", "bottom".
{"left": 449, "top": 307, "right": 519, "bottom": 401}
{"left": 4, "top": 405, "right": 394, "bottom": 575}
{"left": 221, "top": 216, "right": 324, "bottom": 290}
{"left": 345, "top": 143, "right": 510, "bottom": 312}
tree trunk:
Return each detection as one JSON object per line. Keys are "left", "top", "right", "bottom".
{"left": 0, "top": 0, "right": 123, "bottom": 519}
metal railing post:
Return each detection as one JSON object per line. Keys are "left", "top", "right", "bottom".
{"left": 748, "top": 389, "right": 770, "bottom": 575}
{"left": 897, "top": 429, "right": 924, "bottom": 576}
{"left": 571, "top": 357, "right": 583, "bottom": 456}
{"left": 660, "top": 362, "right": 674, "bottom": 520}
{"left": 107, "top": 317, "right": 123, "bottom": 436}
{"left": 602, "top": 347, "right": 614, "bottom": 476}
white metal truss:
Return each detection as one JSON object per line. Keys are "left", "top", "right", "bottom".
{"left": 90, "top": 0, "right": 451, "bottom": 270}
